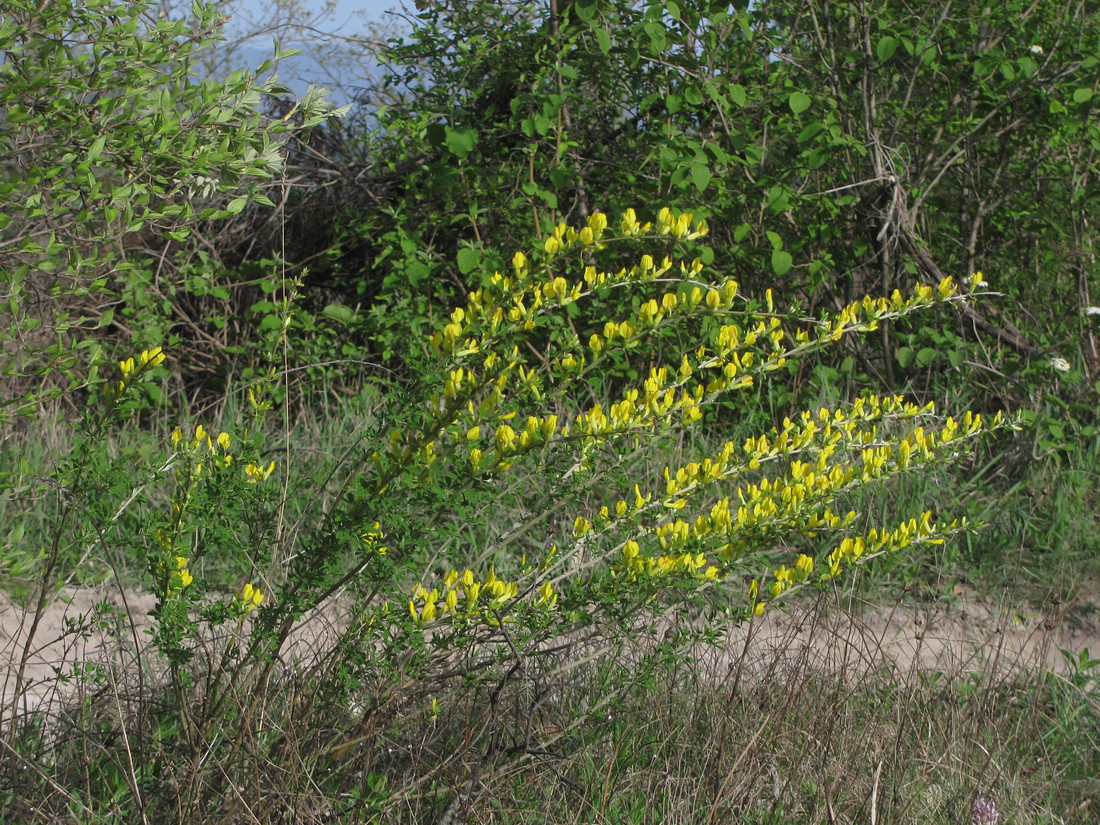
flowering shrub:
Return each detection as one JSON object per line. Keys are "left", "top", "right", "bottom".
{"left": 97, "top": 206, "right": 1006, "bottom": 750}
{"left": 362, "top": 208, "right": 1008, "bottom": 639}
{"left": 2, "top": 202, "right": 1014, "bottom": 820}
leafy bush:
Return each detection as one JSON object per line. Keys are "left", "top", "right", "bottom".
{"left": 3, "top": 200, "right": 1011, "bottom": 819}
{"left": 6, "top": 2, "right": 1083, "bottom": 823}
{"left": 0, "top": 0, "right": 344, "bottom": 423}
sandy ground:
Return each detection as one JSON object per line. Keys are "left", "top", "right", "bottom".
{"left": 3, "top": 582, "right": 1099, "bottom": 721}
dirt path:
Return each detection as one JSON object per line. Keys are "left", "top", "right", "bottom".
{"left": 3, "top": 583, "right": 1099, "bottom": 720}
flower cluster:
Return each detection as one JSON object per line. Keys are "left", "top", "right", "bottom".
{"left": 170, "top": 423, "right": 233, "bottom": 477}
{"left": 407, "top": 567, "right": 557, "bottom": 629}
{"left": 244, "top": 460, "right": 276, "bottom": 483}
{"left": 153, "top": 530, "right": 194, "bottom": 595}
{"left": 234, "top": 582, "right": 265, "bottom": 615}
{"left": 971, "top": 798, "right": 999, "bottom": 825}
{"left": 107, "top": 346, "right": 165, "bottom": 399}
{"left": 355, "top": 521, "right": 388, "bottom": 555}
{"left": 612, "top": 540, "right": 722, "bottom": 583}
{"left": 154, "top": 423, "right": 276, "bottom": 610}
{"left": 389, "top": 209, "right": 1008, "bottom": 633}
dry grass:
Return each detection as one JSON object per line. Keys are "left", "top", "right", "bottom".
{"left": 3, "top": 584, "right": 1098, "bottom": 824}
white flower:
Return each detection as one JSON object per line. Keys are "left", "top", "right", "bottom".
{"left": 1085, "top": 306, "right": 1100, "bottom": 317}
{"left": 1029, "top": 44, "right": 1044, "bottom": 55}
{"left": 1050, "top": 356, "right": 1071, "bottom": 373}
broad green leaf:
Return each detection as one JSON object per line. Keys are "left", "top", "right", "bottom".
{"left": 87, "top": 135, "right": 106, "bottom": 162}
{"left": 728, "top": 83, "right": 746, "bottom": 107}
{"left": 788, "top": 92, "right": 811, "bottom": 115}
{"left": 771, "top": 249, "right": 793, "bottom": 276}
{"left": 767, "top": 185, "right": 791, "bottom": 213}
{"left": 797, "top": 122, "right": 825, "bottom": 143}
{"left": 643, "top": 21, "right": 667, "bottom": 54}
{"left": 226, "top": 196, "right": 248, "bottom": 214}
{"left": 574, "top": 0, "right": 598, "bottom": 22}
{"left": 445, "top": 126, "right": 478, "bottom": 159}
{"left": 690, "top": 162, "right": 711, "bottom": 192}
{"left": 897, "top": 347, "right": 915, "bottom": 368}
{"left": 1073, "top": 87, "right": 1093, "bottom": 104}
{"left": 406, "top": 260, "right": 431, "bottom": 286}
{"left": 595, "top": 28, "right": 611, "bottom": 55}
{"left": 876, "top": 36, "right": 898, "bottom": 62}
{"left": 322, "top": 304, "right": 357, "bottom": 325}
{"left": 426, "top": 122, "right": 446, "bottom": 147}
{"left": 457, "top": 247, "right": 482, "bottom": 274}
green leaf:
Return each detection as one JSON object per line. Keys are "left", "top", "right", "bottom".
{"left": 728, "top": 83, "right": 746, "bottom": 107}
{"left": 574, "top": 0, "right": 598, "bottom": 22}
{"left": 643, "top": 21, "right": 667, "bottom": 54}
{"left": 771, "top": 250, "right": 793, "bottom": 276}
{"left": 916, "top": 347, "right": 938, "bottom": 367}
{"left": 767, "top": 185, "right": 791, "bottom": 213}
{"left": 445, "top": 126, "right": 478, "bottom": 159}
{"left": 426, "top": 122, "right": 446, "bottom": 147}
{"left": 897, "top": 347, "right": 915, "bottom": 368}
{"left": 1073, "top": 87, "right": 1094, "bottom": 104}
{"left": 226, "top": 196, "right": 247, "bottom": 214}
{"left": 595, "top": 28, "right": 611, "bottom": 55}
{"left": 690, "top": 162, "right": 711, "bottom": 193}
{"left": 457, "top": 247, "right": 482, "bottom": 274}
{"left": 1017, "top": 56, "right": 1038, "bottom": 77}
{"left": 788, "top": 92, "right": 811, "bottom": 115}
{"left": 96, "top": 307, "right": 114, "bottom": 328}
{"left": 87, "top": 135, "right": 106, "bottom": 162}
{"left": 765, "top": 231, "right": 783, "bottom": 251}
{"left": 876, "top": 36, "right": 898, "bottom": 62}
{"left": 734, "top": 223, "right": 751, "bottom": 243}
{"left": 797, "top": 122, "right": 825, "bottom": 143}
{"left": 406, "top": 260, "right": 431, "bottom": 286}
{"left": 322, "top": 303, "right": 357, "bottom": 325}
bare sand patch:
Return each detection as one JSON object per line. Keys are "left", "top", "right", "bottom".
{"left": 3, "top": 583, "right": 1098, "bottom": 722}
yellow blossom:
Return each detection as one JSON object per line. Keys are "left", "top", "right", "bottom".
{"left": 245, "top": 460, "right": 276, "bottom": 484}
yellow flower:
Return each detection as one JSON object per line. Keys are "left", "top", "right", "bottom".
{"left": 238, "top": 583, "right": 264, "bottom": 611}
{"left": 141, "top": 347, "right": 165, "bottom": 368}
{"left": 536, "top": 581, "right": 558, "bottom": 610}
{"left": 119, "top": 357, "right": 135, "bottom": 383}
{"left": 244, "top": 460, "right": 276, "bottom": 483}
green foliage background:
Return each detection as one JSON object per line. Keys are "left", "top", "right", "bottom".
{"left": 3, "top": 0, "right": 1100, "bottom": 823}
